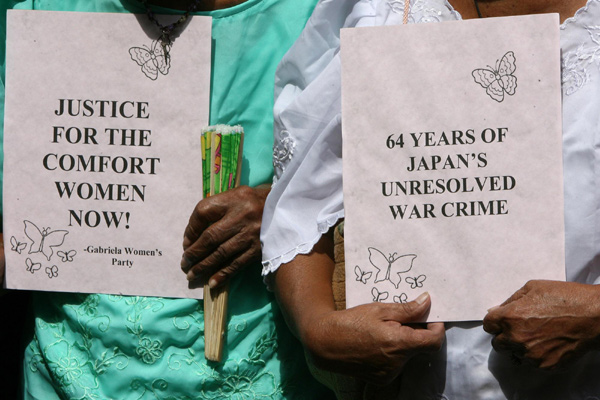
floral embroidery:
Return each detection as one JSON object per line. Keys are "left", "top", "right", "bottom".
{"left": 93, "top": 347, "right": 129, "bottom": 375}
{"left": 387, "top": 0, "right": 445, "bottom": 23}
{"left": 247, "top": 331, "right": 278, "bottom": 366}
{"left": 27, "top": 340, "right": 45, "bottom": 373}
{"left": 562, "top": 25, "right": 600, "bottom": 95}
{"left": 136, "top": 337, "right": 164, "bottom": 364}
{"left": 28, "top": 281, "right": 325, "bottom": 397}
{"left": 168, "top": 347, "right": 214, "bottom": 378}
{"left": 79, "top": 294, "right": 100, "bottom": 317}
{"left": 44, "top": 338, "right": 100, "bottom": 398}
{"left": 387, "top": 0, "right": 408, "bottom": 14}
{"left": 54, "top": 354, "right": 85, "bottom": 386}
{"left": 200, "top": 361, "right": 281, "bottom": 400}
{"left": 173, "top": 302, "right": 204, "bottom": 332}
{"left": 233, "top": 320, "right": 247, "bottom": 332}
{"left": 120, "top": 296, "right": 166, "bottom": 365}
{"left": 167, "top": 330, "right": 282, "bottom": 399}
{"left": 130, "top": 378, "right": 173, "bottom": 399}
{"left": 272, "top": 130, "right": 295, "bottom": 180}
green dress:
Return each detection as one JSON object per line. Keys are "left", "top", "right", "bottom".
{"left": 0, "top": 1, "right": 330, "bottom": 398}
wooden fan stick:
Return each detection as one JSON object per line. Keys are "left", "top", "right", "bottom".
{"left": 202, "top": 126, "right": 244, "bottom": 362}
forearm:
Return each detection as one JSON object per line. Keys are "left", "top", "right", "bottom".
{"left": 273, "top": 230, "right": 444, "bottom": 383}
{"left": 273, "top": 231, "right": 336, "bottom": 343}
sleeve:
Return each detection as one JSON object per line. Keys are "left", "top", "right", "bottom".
{"left": 260, "top": 0, "right": 378, "bottom": 274}
{"left": 260, "top": 0, "right": 460, "bottom": 274}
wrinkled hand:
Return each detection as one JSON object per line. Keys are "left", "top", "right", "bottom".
{"left": 302, "top": 293, "right": 445, "bottom": 385}
{"left": 483, "top": 280, "right": 600, "bottom": 370}
{"left": 181, "top": 185, "right": 270, "bottom": 288}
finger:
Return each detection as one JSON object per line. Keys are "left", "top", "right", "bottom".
{"left": 483, "top": 283, "right": 532, "bottom": 334}
{"left": 490, "top": 333, "right": 523, "bottom": 355}
{"left": 185, "top": 234, "right": 257, "bottom": 281}
{"left": 380, "top": 292, "right": 432, "bottom": 323}
{"left": 182, "top": 196, "right": 229, "bottom": 249}
{"left": 482, "top": 308, "right": 504, "bottom": 334}
{"left": 398, "top": 322, "right": 446, "bottom": 353}
{"left": 206, "top": 249, "right": 261, "bottom": 288}
{"left": 181, "top": 218, "right": 242, "bottom": 272}
{"left": 426, "top": 322, "right": 446, "bottom": 336}
{"left": 185, "top": 237, "right": 250, "bottom": 281}
{"left": 417, "top": 322, "right": 446, "bottom": 352}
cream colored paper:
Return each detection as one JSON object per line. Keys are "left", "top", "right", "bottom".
{"left": 341, "top": 15, "right": 565, "bottom": 321}
{"left": 3, "top": 10, "right": 211, "bottom": 298}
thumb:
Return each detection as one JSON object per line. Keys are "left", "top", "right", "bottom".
{"left": 384, "top": 292, "right": 431, "bottom": 323}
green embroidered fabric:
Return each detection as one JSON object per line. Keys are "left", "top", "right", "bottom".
{"left": 0, "top": 0, "right": 331, "bottom": 398}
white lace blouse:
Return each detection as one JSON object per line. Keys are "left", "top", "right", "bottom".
{"left": 261, "top": 0, "right": 600, "bottom": 398}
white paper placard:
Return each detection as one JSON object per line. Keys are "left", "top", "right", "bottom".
{"left": 341, "top": 15, "right": 565, "bottom": 321}
{"left": 4, "top": 10, "right": 211, "bottom": 298}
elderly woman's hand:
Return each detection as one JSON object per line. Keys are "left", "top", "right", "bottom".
{"left": 303, "top": 293, "right": 445, "bottom": 385}
{"left": 483, "top": 280, "right": 600, "bottom": 370}
{"left": 181, "top": 184, "right": 270, "bottom": 288}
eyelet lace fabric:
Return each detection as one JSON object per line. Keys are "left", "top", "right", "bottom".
{"left": 272, "top": 130, "right": 295, "bottom": 184}
{"left": 560, "top": 0, "right": 600, "bottom": 95}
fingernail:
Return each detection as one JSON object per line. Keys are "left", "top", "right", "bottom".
{"left": 186, "top": 271, "right": 196, "bottom": 281}
{"left": 208, "top": 279, "right": 218, "bottom": 289}
{"left": 487, "top": 306, "right": 500, "bottom": 312}
{"left": 415, "top": 292, "right": 429, "bottom": 305}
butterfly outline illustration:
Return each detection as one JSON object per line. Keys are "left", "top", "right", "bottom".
{"left": 129, "top": 39, "right": 171, "bottom": 81}
{"left": 472, "top": 51, "right": 517, "bottom": 102}
{"left": 10, "top": 236, "right": 26, "bottom": 254}
{"left": 368, "top": 247, "right": 416, "bottom": 289}
{"left": 25, "top": 257, "right": 41, "bottom": 274}
{"left": 371, "top": 287, "right": 389, "bottom": 302}
{"left": 57, "top": 250, "right": 77, "bottom": 263}
{"left": 354, "top": 265, "right": 372, "bottom": 284}
{"left": 406, "top": 274, "right": 427, "bottom": 289}
{"left": 46, "top": 265, "right": 59, "bottom": 279}
{"left": 23, "top": 220, "right": 68, "bottom": 261}
{"left": 393, "top": 293, "right": 408, "bottom": 304}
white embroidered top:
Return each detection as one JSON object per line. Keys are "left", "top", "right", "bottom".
{"left": 262, "top": 0, "right": 600, "bottom": 398}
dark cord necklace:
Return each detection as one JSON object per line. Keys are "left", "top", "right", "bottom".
{"left": 140, "top": 0, "right": 201, "bottom": 60}
{"left": 473, "top": 0, "right": 483, "bottom": 18}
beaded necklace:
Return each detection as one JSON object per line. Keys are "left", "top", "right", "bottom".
{"left": 140, "top": 0, "right": 201, "bottom": 60}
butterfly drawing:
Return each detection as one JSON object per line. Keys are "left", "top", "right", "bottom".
{"left": 368, "top": 247, "right": 417, "bottom": 289}
{"left": 46, "top": 265, "right": 59, "bottom": 279}
{"left": 57, "top": 250, "right": 77, "bottom": 263}
{"left": 25, "top": 258, "right": 41, "bottom": 274}
{"left": 24, "top": 220, "right": 68, "bottom": 261}
{"left": 371, "top": 287, "right": 389, "bottom": 302}
{"left": 406, "top": 274, "right": 427, "bottom": 289}
{"left": 354, "top": 265, "right": 372, "bottom": 284}
{"left": 472, "top": 51, "right": 517, "bottom": 102}
{"left": 129, "top": 40, "right": 171, "bottom": 81}
{"left": 10, "top": 236, "right": 26, "bottom": 254}
{"left": 393, "top": 293, "right": 408, "bottom": 304}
